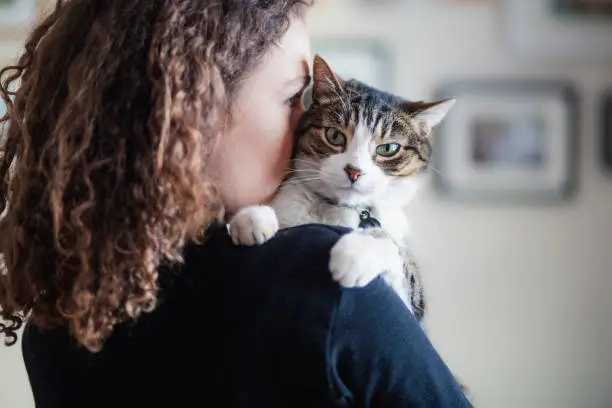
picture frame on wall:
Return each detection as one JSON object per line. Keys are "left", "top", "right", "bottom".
{"left": 431, "top": 80, "right": 579, "bottom": 203}
{"left": 502, "top": 0, "right": 612, "bottom": 60}
{"left": 554, "top": 0, "right": 612, "bottom": 16}
{"left": 602, "top": 90, "right": 612, "bottom": 171}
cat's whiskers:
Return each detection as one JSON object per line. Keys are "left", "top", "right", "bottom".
{"left": 284, "top": 177, "right": 322, "bottom": 186}
{"left": 272, "top": 174, "right": 323, "bottom": 193}
{"left": 284, "top": 168, "right": 313, "bottom": 178}
{"left": 285, "top": 159, "right": 336, "bottom": 183}
{"left": 285, "top": 170, "right": 320, "bottom": 178}
{"left": 290, "top": 175, "right": 322, "bottom": 181}
{"left": 286, "top": 169, "right": 319, "bottom": 174}
{"left": 295, "top": 170, "right": 331, "bottom": 179}
{"left": 425, "top": 165, "right": 445, "bottom": 176}
{"left": 292, "top": 157, "right": 322, "bottom": 168}
{"left": 292, "top": 157, "right": 319, "bottom": 164}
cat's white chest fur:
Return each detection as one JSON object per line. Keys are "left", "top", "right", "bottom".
{"left": 367, "top": 204, "right": 410, "bottom": 246}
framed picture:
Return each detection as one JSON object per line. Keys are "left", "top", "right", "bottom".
{"left": 0, "top": 0, "right": 38, "bottom": 38}
{"left": 602, "top": 90, "right": 612, "bottom": 171}
{"left": 502, "top": 0, "right": 612, "bottom": 60}
{"left": 431, "top": 80, "right": 579, "bottom": 203}
{"left": 554, "top": 0, "right": 612, "bottom": 16}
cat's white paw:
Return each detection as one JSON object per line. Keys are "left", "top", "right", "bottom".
{"left": 228, "top": 205, "right": 279, "bottom": 246}
{"left": 329, "top": 232, "right": 402, "bottom": 287}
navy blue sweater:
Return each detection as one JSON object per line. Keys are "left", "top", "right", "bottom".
{"left": 22, "top": 224, "right": 472, "bottom": 407}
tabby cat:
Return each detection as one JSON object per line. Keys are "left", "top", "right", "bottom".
{"left": 228, "top": 55, "right": 455, "bottom": 322}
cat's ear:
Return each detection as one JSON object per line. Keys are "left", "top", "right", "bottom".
{"left": 312, "top": 55, "right": 344, "bottom": 103}
{"left": 405, "top": 99, "right": 456, "bottom": 134}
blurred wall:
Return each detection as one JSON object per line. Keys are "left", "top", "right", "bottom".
{"left": 306, "top": 1, "right": 612, "bottom": 407}
{"left": 1, "top": 1, "right": 612, "bottom": 407}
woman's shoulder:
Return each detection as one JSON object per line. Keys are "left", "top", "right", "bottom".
{"left": 203, "top": 222, "right": 352, "bottom": 250}
{"left": 264, "top": 223, "right": 353, "bottom": 251}
{"left": 186, "top": 223, "right": 353, "bottom": 283}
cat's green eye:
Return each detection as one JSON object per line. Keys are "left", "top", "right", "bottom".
{"left": 376, "top": 143, "right": 401, "bottom": 158}
{"left": 325, "top": 128, "right": 347, "bottom": 147}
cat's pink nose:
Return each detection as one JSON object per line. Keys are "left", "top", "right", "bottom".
{"left": 344, "top": 165, "right": 361, "bottom": 183}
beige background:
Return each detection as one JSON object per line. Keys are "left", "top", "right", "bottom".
{"left": 2, "top": 1, "right": 612, "bottom": 407}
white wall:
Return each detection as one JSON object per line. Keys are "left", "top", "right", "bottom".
{"left": 1, "top": 1, "right": 611, "bottom": 407}
{"left": 307, "top": 1, "right": 612, "bottom": 407}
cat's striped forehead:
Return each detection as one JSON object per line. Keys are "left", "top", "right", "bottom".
{"left": 300, "top": 79, "right": 423, "bottom": 143}
{"left": 341, "top": 87, "right": 398, "bottom": 136}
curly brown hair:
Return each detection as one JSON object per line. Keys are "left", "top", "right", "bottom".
{"left": 0, "top": 0, "right": 310, "bottom": 353}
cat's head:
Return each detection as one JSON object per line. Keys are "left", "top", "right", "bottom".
{"left": 293, "top": 55, "right": 455, "bottom": 207}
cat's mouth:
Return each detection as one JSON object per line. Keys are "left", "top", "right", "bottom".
{"left": 338, "top": 182, "right": 375, "bottom": 194}
{"left": 335, "top": 184, "right": 359, "bottom": 193}
{"left": 332, "top": 184, "right": 377, "bottom": 203}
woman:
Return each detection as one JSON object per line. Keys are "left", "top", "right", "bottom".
{"left": 0, "top": 1, "right": 472, "bottom": 407}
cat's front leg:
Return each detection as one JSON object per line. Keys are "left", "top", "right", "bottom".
{"left": 329, "top": 228, "right": 403, "bottom": 289}
{"left": 228, "top": 205, "right": 279, "bottom": 246}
